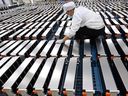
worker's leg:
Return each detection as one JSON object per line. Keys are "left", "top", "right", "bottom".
{"left": 74, "top": 26, "right": 105, "bottom": 40}
{"left": 83, "top": 27, "right": 105, "bottom": 39}
{"left": 74, "top": 26, "right": 90, "bottom": 40}
{"left": 74, "top": 27, "right": 87, "bottom": 43}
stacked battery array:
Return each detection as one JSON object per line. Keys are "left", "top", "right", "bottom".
{"left": 0, "top": 1, "right": 128, "bottom": 96}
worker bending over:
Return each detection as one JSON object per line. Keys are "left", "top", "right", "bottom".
{"left": 56, "top": 1, "right": 105, "bottom": 43}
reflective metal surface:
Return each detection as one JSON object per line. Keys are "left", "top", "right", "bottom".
{"left": 0, "top": 41, "right": 15, "bottom": 53}
{"left": 120, "top": 25, "right": 128, "bottom": 34}
{"left": 106, "top": 11, "right": 114, "bottom": 18}
{"left": 0, "top": 30, "right": 13, "bottom": 39}
{"left": 7, "top": 23, "right": 18, "bottom": 29}
{"left": 113, "top": 58, "right": 128, "bottom": 91}
{"left": 105, "top": 26, "right": 112, "bottom": 36}
{"left": 40, "top": 40, "right": 54, "bottom": 57}
{"left": 30, "top": 40, "right": 46, "bottom": 56}
{"left": 49, "top": 21, "right": 56, "bottom": 28}
{"left": 23, "top": 23, "right": 33, "bottom": 29}
{"left": 34, "top": 57, "right": 55, "bottom": 89}
{"left": 41, "top": 22, "right": 49, "bottom": 29}
{"left": 106, "top": 39, "right": 119, "bottom": 56}
{"left": 3, "top": 57, "right": 34, "bottom": 88}
{"left": 1, "top": 40, "right": 22, "bottom": 56}
{"left": 111, "top": 19, "right": 119, "bottom": 25}
{"left": 84, "top": 39, "right": 91, "bottom": 56}
{"left": 32, "top": 28, "right": 44, "bottom": 38}
{"left": 29, "top": 22, "right": 38, "bottom": 29}
{"left": 0, "top": 56, "right": 19, "bottom": 77}
{"left": 113, "top": 11, "right": 124, "bottom": 18}
{"left": 41, "top": 28, "right": 51, "bottom": 38}
{"left": 83, "top": 57, "right": 94, "bottom": 95}
{"left": 18, "top": 40, "right": 36, "bottom": 56}
{"left": 118, "top": 11, "right": 128, "bottom": 18}
{"left": 10, "top": 40, "right": 30, "bottom": 56}
{"left": 25, "top": 29, "right": 37, "bottom": 39}
{"left": 72, "top": 40, "right": 79, "bottom": 56}
{"left": 99, "top": 57, "right": 119, "bottom": 94}
{"left": 13, "top": 23, "right": 24, "bottom": 30}
{"left": 9, "top": 29, "right": 24, "bottom": 39}
{"left": 18, "top": 58, "right": 44, "bottom": 89}
{"left": 17, "top": 29, "right": 30, "bottom": 39}
{"left": 111, "top": 25, "right": 120, "bottom": 35}
{"left": 64, "top": 57, "right": 77, "bottom": 89}
{"left": 105, "top": 19, "right": 111, "bottom": 25}
{"left": 55, "top": 27, "right": 63, "bottom": 38}
{"left": 96, "top": 39, "right": 106, "bottom": 56}
{"left": 61, "top": 15, "right": 67, "bottom": 21}
{"left": 0, "top": 40, "right": 8, "bottom": 47}
{"left": 61, "top": 40, "right": 71, "bottom": 56}
{"left": 100, "top": 11, "right": 108, "bottom": 19}
{"left": 116, "top": 39, "right": 128, "bottom": 55}
{"left": 60, "top": 21, "right": 66, "bottom": 27}
{"left": 48, "top": 57, "right": 65, "bottom": 95}
{"left": 0, "top": 2, "right": 128, "bottom": 96}
{"left": 35, "top": 22, "right": 44, "bottom": 28}
{"left": 0, "top": 57, "right": 11, "bottom": 67}
{"left": 50, "top": 41, "right": 61, "bottom": 56}
{"left": 56, "top": 13, "right": 64, "bottom": 21}
{"left": 119, "top": 19, "right": 127, "bottom": 25}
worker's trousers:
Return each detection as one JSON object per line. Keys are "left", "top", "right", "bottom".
{"left": 75, "top": 26, "right": 105, "bottom": 40}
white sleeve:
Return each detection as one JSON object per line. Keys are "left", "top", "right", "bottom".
{"left": 64, "top": 13, "right": 82, "bottom": 38}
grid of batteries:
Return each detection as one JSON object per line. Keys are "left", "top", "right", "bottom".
{"left": 0, "top": 1, "right": 128, "bottom": 96}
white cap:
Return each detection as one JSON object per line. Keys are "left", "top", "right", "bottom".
{"left": 63, "top": 1, "right": 76, "bottom": 13}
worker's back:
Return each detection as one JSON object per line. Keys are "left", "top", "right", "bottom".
{"left": 73, "top": 6, "right": 105, "bottom": 29}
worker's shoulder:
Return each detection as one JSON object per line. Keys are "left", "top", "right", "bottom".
{"left": 76, "top": 6, "right": 88, "bottom": 12}
{"left": 77, "top": 6, "right": 85, "bottom": 9}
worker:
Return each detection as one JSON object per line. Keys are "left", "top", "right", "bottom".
{"left": 56, "top": 1, "right": 105, "bottom": 43}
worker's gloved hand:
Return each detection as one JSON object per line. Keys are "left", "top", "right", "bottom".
{"left": 56, "top": 39, "right": 65, "bottom": 44}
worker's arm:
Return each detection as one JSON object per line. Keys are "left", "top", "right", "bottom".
{"left": 63, "top": 35, "right": 70, "bottom": 42}
{"left": 56, "top": 35, "right": 69, "bottom": 44}
{"left": 64, "top": 13, "right": 82, "bottom": 39}
{"left": 56, "top": 11, "right": 82, "bottom": 44}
